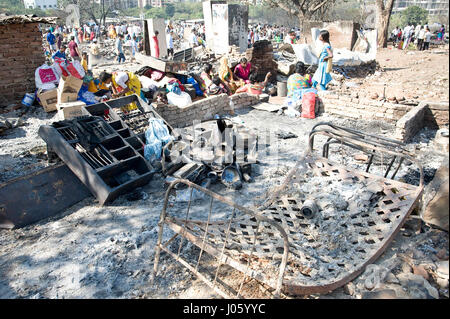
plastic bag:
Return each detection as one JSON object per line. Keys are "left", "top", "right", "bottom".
{"left": 66, "top": 60, "right": 86, "bottom": 79}
{"left": 35, "top": 64, "right": 60, "bottom": 90}
{"left": 167, "top": 91, "right": 192, "bottom": 108}
{"left": 53, "top": 58, "right": 70, "bottom": 77}
{"left": 187, "top": 76, "right": 204, "bottom": 97}
{"left": 301, "top": 92, "right": 316, "bottom": 119}
{"left": 144, "top": 118, "right": 174, "bottom": 162}
{"left": 284, "top": 106, "right": 300, "bottom": 118}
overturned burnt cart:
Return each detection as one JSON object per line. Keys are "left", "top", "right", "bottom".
{"left": 153, "top": 122, "right": 424, "bottom": 298}
{"left": 38, "top": 115, "right": 153, "bottom": 205}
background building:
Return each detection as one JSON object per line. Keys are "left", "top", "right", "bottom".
{"left": 23, "top": 0, "right": 58, "bottom": 10}
{"left": 393, "top": 0, "right": 449, "bottom": 17}
{"left": 94, "top": 0, "right": 138, "bottom": 10}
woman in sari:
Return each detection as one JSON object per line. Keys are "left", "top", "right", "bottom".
{"left": 286, "top": 61, "right": 317, "bottom": 105}
{"left": 312, "top": 30, "right": 333, "bottom": 91}
{"left": 235, "top": 72, "right": 271, "bottom": 96}
{"left": 234, "top": 57, "right": 252, "bottom": 83}
{"left": 218, "top": 57, "right": 241, "bottom": 93}
{"left": 199, "top": 63, "right": 215, "bottom": 96}
{"left": 100, "top": 71, "right": 142, "bottom": 112}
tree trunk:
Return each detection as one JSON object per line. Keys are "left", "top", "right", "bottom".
{"left": 376, "top": 0, "right": 395, "bottom": 48}
{"left": 376, "top": 10, "right": 390, "bottom": 48}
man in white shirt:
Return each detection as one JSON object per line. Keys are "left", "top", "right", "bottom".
{"left": 189, "top": 31, "right": 198, "bottom": 48}
{"left": 166, "top": 30, "right": 174, "bottom": 59}
{"left": 121, "top": 24, "right": 127, "bottom": 35}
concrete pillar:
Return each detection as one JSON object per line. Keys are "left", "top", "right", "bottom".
{"left": 146, "top": 18, "right": 168, "bottom": 58}
{"left": 208, "top": 3, "right": 248, "bottom": 54}
{"left": 203, "top": 0, "right": 226, "bottom": 51}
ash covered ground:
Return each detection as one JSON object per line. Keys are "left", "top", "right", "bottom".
{"left": 0, "top": 105, "right": 448, "bottom": 299}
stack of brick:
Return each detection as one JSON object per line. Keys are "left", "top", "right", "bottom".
{"left": 154, "top": 93, "right": 260, "bottom": 128}
{"left": 0, "top": 22, "right": 45, "bottom": 107}
{"left": 245, "top": 40, "right": 277, "bottom": 82}
{"left": 394, "top": 102, "right": 427, "bottom": 142}
{"left": 319, "top": 92, "right": 412, "bottom": 123}
{"left": 423, "top": 101, "right": 449, "bottom": 129}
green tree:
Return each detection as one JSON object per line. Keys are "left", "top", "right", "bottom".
{"left": 165, "top": 3, "right": 175, "bottom": 18}
{"left": 401, "top": 5, "right": 428, "bottom": 26}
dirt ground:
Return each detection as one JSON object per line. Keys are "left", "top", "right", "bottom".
{"left": 0, "top": 43, "right": 448, "bottom": 299}
{"left": 330, "top": 45, "right": 449, "bottom": 103}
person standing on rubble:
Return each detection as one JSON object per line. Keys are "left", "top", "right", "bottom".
{"left": 151, "top": 31, "right": 160, "bottom": 58}
{"left": 312, "top": 30, "right": 333, "bottom": 91}
{"left": 417, "top": 26, "right": 426, "bottom": 50}
{"left": 46, "top": 29, "right": 57, "bottom": 53}
{"left": 166, "top": 30, "right": 174, "bottom": 59}
{"left": 189, "top": 31, "right": 198, "bottom": 48}
{"left": 55, "top": 32, "right": 63, "bottom": 51}
{"left": 127, "top": 35, "right": 138, "bottom": 62}
{"left": 78, "top": 27, "right": 84, "bottom": 44}
{"left": 423, "top": 27, "right": 432, "bottom": 50}
{"left": 89, "top": 39, "right": 100, "bottom": 69}
{"left": 68, "top": 36, "right": 82, "bottom": 62}
{"left": 116, "top": 34, "right": 126, "bottom": 63}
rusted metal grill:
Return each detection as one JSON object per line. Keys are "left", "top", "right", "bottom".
{"left": 153, "top": 122, "right": 424, "bottom": 298}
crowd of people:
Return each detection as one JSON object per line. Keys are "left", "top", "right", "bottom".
{"left": 391, "top": 24, "right": 446, "bottom": 51}
{"left": 248, "top": 24, "right": 302, "bottom": 47}
{"left": 39, "top": 16, "right": 339, "bottom": 112}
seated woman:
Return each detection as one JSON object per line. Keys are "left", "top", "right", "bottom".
{"left": 199, "top": 63, "right": 217, "bottom": 96}
{"left": 286, "top": 61, "right": 317, "bottom": 106}
{"left": 235, "top": 72, "right": 271, "bottom": 96}
{"left": 234, "top": 57, "right": 252, "bottom": 83}
{"left": 218, "top": 57, "right": 242, "bottom": 93}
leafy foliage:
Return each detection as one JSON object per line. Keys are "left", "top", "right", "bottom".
{"left": 401, "top": 5, "right": 428, "bottom": 26}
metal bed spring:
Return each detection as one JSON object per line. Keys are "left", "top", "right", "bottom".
{"left": 152, "top": 123, "right": 424, "bottom": 298}
{"left": 152, "top": 179, "right": 290, "bottom": 298}
{"left": 308, "top": 122, "right": 424, "bottom": 187}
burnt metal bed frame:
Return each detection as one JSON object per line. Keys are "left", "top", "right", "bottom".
{"left": 152, "top": 122, "right": 424, "bottom": 298}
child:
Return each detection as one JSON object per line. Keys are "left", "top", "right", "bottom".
{"left": 81, "top": 52, "right": 88, "bottom": 72}
{"left": 235, "top": 72, "right": 271, "bottom": 96}
{"left": 312, "top": 30, "right": 333, "bottom": 91}
{"left": 128, "top": 35, "right": 138, "bottom": 62}
{"left": 211, "top": 76, "right": 230, "bottom": 95}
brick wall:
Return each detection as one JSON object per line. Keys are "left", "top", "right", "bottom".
{"left": 320, "top": 93, "right": 449, "bottom": 142}
{"left": 394, "top": 102, "right": 427, "bottom": 142}
{"left": 0, "top": 23, "right": 45, "bottom": 106}
{"left": 423, "top": 101, "right": 449, "bottom": 129}
{"left": 153, "top": 93, "right": 259, "bottom": 128}
{"left": 319, "top": 92, "right": 412, "bottom": 123}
